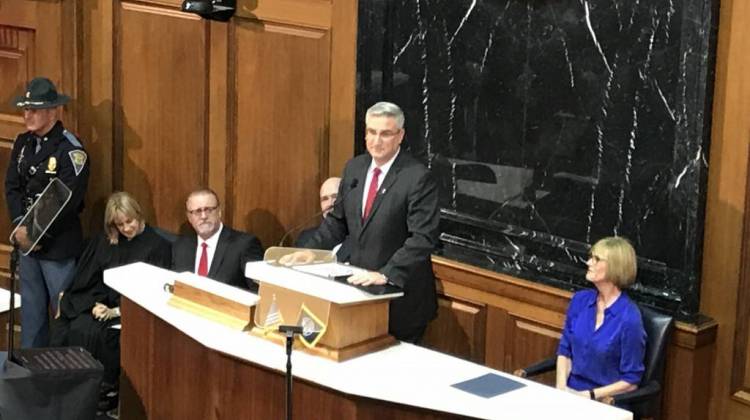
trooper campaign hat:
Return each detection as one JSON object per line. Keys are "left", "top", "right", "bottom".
{"left": 13, "top": 77, "right": 70, "bottom": 109}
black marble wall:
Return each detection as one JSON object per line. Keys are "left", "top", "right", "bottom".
{"left": 355, "top": 0, "right": 719, "bottom": 321}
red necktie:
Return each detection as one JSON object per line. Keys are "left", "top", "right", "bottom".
{"left": 198, "top": 242, "right": 209, "bottom": 276}
{"left": 363, "top": 167, "right": 381, "bottom": 220}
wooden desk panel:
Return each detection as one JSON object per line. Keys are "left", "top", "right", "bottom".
{"left": 119, "top": 297, "right": 466, "bottom": 420}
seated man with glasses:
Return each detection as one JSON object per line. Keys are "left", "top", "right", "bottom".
{"left": 172, "top": 188, "right": 264, "bottom": 292}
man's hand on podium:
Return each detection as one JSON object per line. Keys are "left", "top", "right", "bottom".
{"left": 347, "top": 271, "right": 387, "bottom": 286}
{"left": 278, "top": 250, "right": 316, "bottom": 266}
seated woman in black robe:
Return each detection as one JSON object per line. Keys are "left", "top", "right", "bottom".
{"left": 50, "top": 191, "right": 171, "bottom": 402}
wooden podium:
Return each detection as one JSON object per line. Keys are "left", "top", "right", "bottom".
{"left": 245, "top": 252, "right": 403, "bottom": 362}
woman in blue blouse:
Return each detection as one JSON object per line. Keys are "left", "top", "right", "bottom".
{"left": 557, "top": 236, "right": 647, "bottom": 401}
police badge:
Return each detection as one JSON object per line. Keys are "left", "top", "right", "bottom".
{"left": 45, "top": 157, "right": 57, "bottom": 174}
{"left": 68, "top": 150, "right": 87, "bottom": 176}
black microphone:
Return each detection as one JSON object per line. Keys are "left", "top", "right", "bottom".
{"left": 277, "top": 178, "right": 358, "bottom": 247}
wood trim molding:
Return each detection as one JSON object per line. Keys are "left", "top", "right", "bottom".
{"left": 433, "top": 256, "right": 572, "bottom": 313}
{"left": 730, "top": 144, "right": 750, "bottom": 402}
{"left": 120, "top": 2, "right": 201, "bottom": 20}
{"left": 236, "top": 0, "right": 332, "bottom": 30}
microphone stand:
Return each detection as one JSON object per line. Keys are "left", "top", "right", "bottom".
{"left": 278, "top": 324, "right": 303, "bottom": 420}
{"left": 6, "top": 243, "right": 19, "bottom": 364}
{"left": 278, "top": 210, "right": 324, "bottom": 247}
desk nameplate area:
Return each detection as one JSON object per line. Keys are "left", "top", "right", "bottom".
{"left": 166, "top": 271, "right": 259, "bottom": 330}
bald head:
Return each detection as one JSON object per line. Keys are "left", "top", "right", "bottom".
{"left": 320, "top": 177, "right": 341, "bottom": 217}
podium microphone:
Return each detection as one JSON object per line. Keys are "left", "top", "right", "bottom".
{"left": 277, "top": 178, "right": 358, "bottom": 246}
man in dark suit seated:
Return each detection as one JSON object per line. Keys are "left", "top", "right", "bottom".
{"left": 172, "top": 188, "right": 264, "bottom": 292}
{"left": 282, "top": 101, "right": 440, "bottom": 344}
{"left": 295, "top": 177, "right": 351, "bottom": 262}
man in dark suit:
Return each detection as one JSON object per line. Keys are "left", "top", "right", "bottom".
{"left": 291, "top": 102, "right": 440, "bottom": 343}
{"left": 172, "top": 189, "right": 264, "bottom": 292}
{"left": 295, "top": 177, "right": 351, "bottom": 262}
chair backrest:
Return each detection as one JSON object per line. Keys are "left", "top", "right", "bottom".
{"left": 151, "top": 226, "right": 178, "bottom": 244}
{"left": 634, "top": 304, "right": 674, "bottom": 419}
{"left": 639, "top": 305, "right": 674, "bottom": 386}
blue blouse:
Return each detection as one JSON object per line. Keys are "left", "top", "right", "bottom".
{"left": 557, "top": 289, "right": 646, "bottom": 390}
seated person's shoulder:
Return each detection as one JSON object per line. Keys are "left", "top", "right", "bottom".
{"left": 620, "top": 295, "right": 646, "bottom": 328}
{"left": 569, "top": 289, "right": 597, "bottom": 308}
{"left": 225, "top": 226, "right": 264, "bottom": 257}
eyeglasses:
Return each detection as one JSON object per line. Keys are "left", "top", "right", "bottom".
{"left": 589, "top": 253, "right": 606, "bottom": 263}
{"left": 187, "top": 206, "right": 218, "bottom": 216}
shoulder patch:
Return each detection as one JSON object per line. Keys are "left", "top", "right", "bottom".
{"left": 68, "top": 150, "right": 87, "bottom": 176}
{"left": 62, "top": 130, "right": 82, "bottom": 148}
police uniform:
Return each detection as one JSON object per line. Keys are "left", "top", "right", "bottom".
{"left": 4, "top": 77, "right": 90, "bottom": 348}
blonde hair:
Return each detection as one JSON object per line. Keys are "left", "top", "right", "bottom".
{"left": 590, "top": 236, "right": 638, "bottom": 288}
{"left": 104, "top": 192, "right": 144, "bottom": 244}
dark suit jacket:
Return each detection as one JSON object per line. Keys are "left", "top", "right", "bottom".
{"left": 172, "top": 225, "right": 264, "bottom": 292}
{"left": 296, "top": 225, "right": 352, "bottom": 262}
{"left": 305, "top": 152, "right": 440, "bottom": 336}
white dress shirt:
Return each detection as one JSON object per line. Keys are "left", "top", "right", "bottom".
{"left": 361, "top": 148, "right": 400, "bottom": 217}
{"left": 194, "top": 223, "right": 224, "bottom": 275}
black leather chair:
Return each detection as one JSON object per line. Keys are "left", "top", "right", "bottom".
{"left": 515, "top": 305, "right": 674, "bottom": 420}
{"left": 152, "top": 226, "right": 178, "bottom": 243}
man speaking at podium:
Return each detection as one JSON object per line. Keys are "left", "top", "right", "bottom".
{"left": 293, "top": 102, "right": 440, "bottom": 344}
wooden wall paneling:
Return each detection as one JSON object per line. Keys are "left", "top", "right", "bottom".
{"left": 231, "top": 18, "right": 331, "bottom": 248}
{"left": 236, "top": 0, "right": 332, "bottom": 30}
{"left": 150, "top": 306, "right": 212, "bottom": 419}
{"left": 116, "top": 2, "right": 208, "bottom": 232}
{"left": 662, "top": 320, "right": 718, "bottom": 420}
{"left": 504, "top": 314, "right": 561, "bottom": 386}
{"left": 328, "top": 0, "right": 358, "bottom": 175}
{"left": 480, "top": 305, "right": 559, "bottom": 386}
{"left": 207, "top": 20, "right": 229, "bottom": 207}
{"left": 137, "top": 0, "right": 184, "bottom": 8}
{"left": 732, "top": 145, "right": 750, "bottom": 407}
{"left": 119, "top": 297, "right": 156, "bottom": 417}
{"left": 432, "top": 257, "right": 569, "bottom": 326}
{"left": 702, "top": 0, "right": 750, "bottom": 418}
{"left": 484, "top": 304, "right": 506, "bottom": 371}
{"left": 238, "top": 0, "right": 354, "bottom": 180}
{"left": 422, "top": 291, "right": 486, "bottom": 363}
{"left": 0, "top": 25, "right": 34, "bottom": 116}
{"left": 77, "top": 1, "right": 115, "bottom": 232}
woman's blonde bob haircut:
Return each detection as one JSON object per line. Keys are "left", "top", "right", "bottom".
{"left": 590, "top": 236, "right": 638, "bottom": 288}
{"left": 104, "top": 192, "right": 144, "bottom": 244}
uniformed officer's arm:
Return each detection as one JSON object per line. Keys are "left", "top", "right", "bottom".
{"left": 55, "top": 142, "right": 90, "bottom": 220}
{"left": 4, "top": 137, "right": 27, "bottom": 225}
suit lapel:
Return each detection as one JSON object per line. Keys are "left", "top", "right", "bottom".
{"left": 208, "top": 228, "right": 231, "bottom": 277}
{"left": 360, "top": 154, "right": 403, "bottom": 233}
{"left": 351, "top": 158, "right": 370, "bottom": 232}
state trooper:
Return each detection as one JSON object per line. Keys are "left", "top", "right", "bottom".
{"left": 5, "top": 77, "right": 90, "bottom": 348}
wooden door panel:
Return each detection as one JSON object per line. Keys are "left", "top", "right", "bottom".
{"left": 423, "top": 295, "right": 486, "bottom": 363}
{"left": 117, "top": 3, "right": 207, "bottom": 231}
{"left": 231, "top": 19, "right": 330, "bottom": 247}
